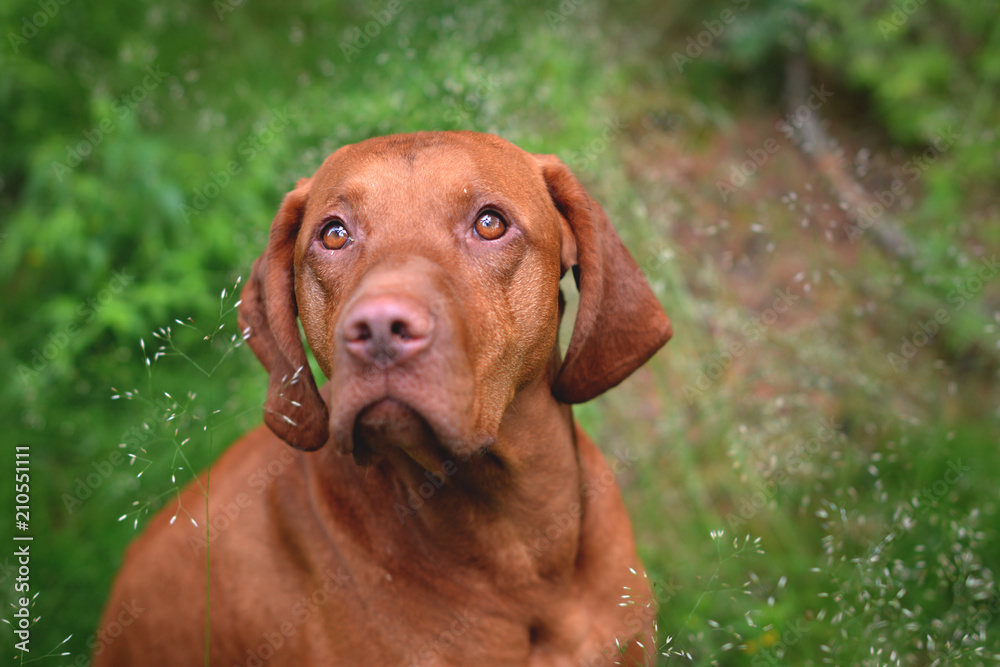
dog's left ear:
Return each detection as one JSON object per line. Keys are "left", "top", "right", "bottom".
{"left": 536, "top": 154, "right": 672, "bottom": 404}
{"left": 238, "top": 177, "right": 329, "bottom": 451}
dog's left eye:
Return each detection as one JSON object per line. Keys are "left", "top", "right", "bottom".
{"left": 320, "top": 220, "right": 352, "bottom": 250}
{"left": 474, "top": 210, "right": 507, "bottom": 241}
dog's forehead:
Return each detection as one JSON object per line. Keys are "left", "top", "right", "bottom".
{"left": 307, "top": 132, "right": 548, "bottom": 214}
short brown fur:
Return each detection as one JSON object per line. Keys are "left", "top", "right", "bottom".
{"left": 96, "top": 131, "right": 671, "bottom": 666}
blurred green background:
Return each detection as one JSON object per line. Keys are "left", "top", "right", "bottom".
{"left": 2, "top": 0, "right": 999, "bottom": 663}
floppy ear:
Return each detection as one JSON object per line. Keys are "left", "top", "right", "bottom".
{"left": 238, "top": 178, "right": 329, "bottom": 451}
{"left": 536, "top": 155, "right": 672, "bottom": 404}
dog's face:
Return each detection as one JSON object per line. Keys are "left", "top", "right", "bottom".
{"left": 239, "top": 131, "right": 671, "bottom": 466}
{"left": 297, "top": 133, "right": 564, "bottom": 465}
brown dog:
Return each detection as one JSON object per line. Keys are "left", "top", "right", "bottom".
{"left": 96, "top": 131, "right": 671, "bottom": 666}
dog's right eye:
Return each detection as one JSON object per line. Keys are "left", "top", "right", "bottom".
{"left": 320, "top": 220, "right": 352, "bottom": 250}
{"left": 474, "top": 210, "right": 507, "bottom": 241}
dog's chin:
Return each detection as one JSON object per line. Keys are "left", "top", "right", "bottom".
{"left": 349, "top": 398, "right": 440, "bottom": 467}
{"left": 330, "top": 390, "right": 497, "bottom": 471}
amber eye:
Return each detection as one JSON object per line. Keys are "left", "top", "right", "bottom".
{"left": 474, "top": 210, "right": 507, "bottom": 241}
{"left": 320, "top": 220, "right": 351, "bottom": 250}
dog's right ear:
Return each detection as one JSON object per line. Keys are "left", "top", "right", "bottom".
{"left": 238, "top": 178, "right": 329, "bottom": 451}
{"left": 535, "top": 155, "right": 672, "bottom": 404}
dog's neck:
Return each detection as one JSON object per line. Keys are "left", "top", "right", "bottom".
{"left": 405, "top": 373, "right": 580, "bottom": 569}
{"left": 306, "top": 362, "right": 583, "bottom": 584}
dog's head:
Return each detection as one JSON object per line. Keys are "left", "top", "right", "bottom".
{"left": 238, "top": 132, "right": 671, "bottom": 466}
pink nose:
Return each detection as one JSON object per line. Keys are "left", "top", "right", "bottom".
{"left": 341, "top": 295, "right": 433, "bottom": 367}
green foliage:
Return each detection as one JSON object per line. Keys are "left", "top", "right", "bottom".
{"left": 0, "top": 0, "right": 622, "bottom": 415}
{"left": 0, "top": 0, "right": 632, "bottom": 658}
{"left": 623, "top": 0, "right": 1000, "bottom": 365}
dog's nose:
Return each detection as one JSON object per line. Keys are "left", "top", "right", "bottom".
{"left": 342, "top": 295, "right": 433, "bottom": 367}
